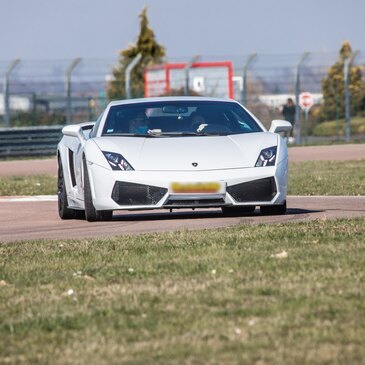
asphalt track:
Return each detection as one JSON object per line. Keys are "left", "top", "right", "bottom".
{"left": 0, "top": 144, "right": 364, "bottom": 243}
{"left": 0, "top": 196, "right": 364, "bottom": 243}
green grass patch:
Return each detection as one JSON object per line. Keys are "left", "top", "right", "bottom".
{"left": 289, "top": 160, "right": 365, "bottom": 196}
{"left": 1, "top": 219, "right": 365, "bottom": 364}
{"left": 313, "top": 117, "right": 365, "bottom": 137}
{"left": 0, "top": 174, "right": 56, "bottom": 196}
{"left": 0, "top": 156, "right": 54, "bottom": 161}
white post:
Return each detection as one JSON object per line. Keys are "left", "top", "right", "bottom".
{"left": 65, "top": 58, "right": 82, "bottom": 124}
{"left": 294, "top": 52, "right": 310, "bottom": 145}
{"left": 125, "top": 54, "right": 142, "bottom": 99}
{"left": 184, "top": 55, "right": 201, "bottom": 96}
{"left": 3, "top": 59, "right": 20, "bottom": 128}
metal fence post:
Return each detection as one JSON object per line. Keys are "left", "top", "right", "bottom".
{"left": 65, "top": 57, "right": 81, "bottom": 125}
{"left": 125, "top": 54, "right": 142, "bottom": 99}
{"left": 294, "top": 52, "right": 310, "bottom": 145}
{"left": 344, "top": 58, "right": 351, "bottom": 142}
{"left": 241, "top": 53, "right": 257, "bottom": 106}
{"left": 344, "top": 50, "right": 360, "bottom": 142}
{"left": 3, "top": 59, "right": 20, "bottom": 128}
{"left": 184, "top": 55, "right": 201, "bottom": 96}
{"left": 32, "top": 92, "right": 37, "bottom": 125}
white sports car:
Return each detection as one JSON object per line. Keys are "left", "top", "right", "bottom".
{"left": 58, "top": 97, "right": 291, "bottom": 221}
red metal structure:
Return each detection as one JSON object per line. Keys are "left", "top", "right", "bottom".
{"left": 144, "top": 61, "right": 234, "bottom": 99}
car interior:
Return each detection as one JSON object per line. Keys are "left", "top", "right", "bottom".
{"left": 102, "top": 102, "right": 262, "bottom": 136}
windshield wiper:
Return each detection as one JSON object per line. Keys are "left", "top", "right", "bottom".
{"left": 104, "top": 133, "right": 158, "bottom": 137}
{"left": 147, "top": 131, "right": 229, "bottom": 137}
{"left": 196, "top": 132, "right": 229, "bottom": 136}
{"left": 164, "top": 132, "right": 200, "bottom": 136}
{"left": 105, "top": 132, "right": 229, "bottom": 137}
{"left": 147, "top": 131, "right": 201, "bottom": 137}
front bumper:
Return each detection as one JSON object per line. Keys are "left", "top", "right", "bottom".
{"left": 87, "top": 159, "right": 288, "bottom": 211}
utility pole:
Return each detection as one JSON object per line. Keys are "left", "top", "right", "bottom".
{"left": 344, "top": 50, "right": 360, "bottom": 142}
{"left": 241, "top": 53, "right": 257, "bottom": 107}
{"left": 65, "top": 57, "right": 81, "bottom": 125}
{"left": 294, "top": 52, "right": 310, "bottom": 145}
{"left": 3, "top": 59, "right": 20, "bottom": 128}
{"left": 184, "top": 55, "right": 200, "bottom": 96}
{"left": 125, "top": 54, "right": 142, "bottom": 99}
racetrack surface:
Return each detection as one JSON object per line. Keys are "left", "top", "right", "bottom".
{"left": 288, "top": 143, "right": 365, "bottom": 162}
{"left": 0, "top": 144, "right": 365, "bottom": 177}
{"left": 1, "top": 196, "right": 364, "bottom": 243}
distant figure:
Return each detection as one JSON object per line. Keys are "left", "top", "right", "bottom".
{"left": 282, "top": 98, "right": 295, "bottom": 141}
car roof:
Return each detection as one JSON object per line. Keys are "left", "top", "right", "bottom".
{"left": 107, "top": 96, "right": 240, "bottom": 107}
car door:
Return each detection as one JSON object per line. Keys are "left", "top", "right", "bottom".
{"left": 74, "top": 124, "right": 95, "bottom": 201}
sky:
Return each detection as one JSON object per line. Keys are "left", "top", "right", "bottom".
{"left": 0, "top": 0, "right": 364, "bottom": 61}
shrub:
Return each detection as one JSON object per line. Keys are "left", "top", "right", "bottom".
{"left": 313, "top": 117, "right": 365, "bottom": 136}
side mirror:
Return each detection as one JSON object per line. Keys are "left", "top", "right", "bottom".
{"left": 269, "top": 120, "right": 292, "bottom": 134}
{"left": 62, "top": 124, "right": 86, "bottom": 144}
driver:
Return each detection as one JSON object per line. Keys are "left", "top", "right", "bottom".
{"left": 191, "top": 112, "right": 208, "bottom": 133}
{"left": 129, "top": 112, "right": 149, "bottom": 134}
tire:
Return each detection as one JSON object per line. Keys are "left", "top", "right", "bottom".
{"left": 83, "top": 158, "right": 113, "bottom": 222}
{"left": 58, "top": 159, "right": 79, "bottom": 219}
{"left": 260, "top": 201, "right": 287, "bottom": 215}
{"left": 222, "top": 205, "right": 256, "bottom": 216}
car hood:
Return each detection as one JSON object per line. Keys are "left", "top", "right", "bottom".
{"left": 93, "top": 132, "right": 278, "bottom": 171}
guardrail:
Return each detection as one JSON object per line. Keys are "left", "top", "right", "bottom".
{"left": 0, "top": 126, "right": 63, "bottom": 158}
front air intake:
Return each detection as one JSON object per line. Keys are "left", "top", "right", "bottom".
{"left": 111, "top": 181, "right": 167, "bottom": 206}
{"left": 227, "top": 177, "right": 277, "bottom": 203}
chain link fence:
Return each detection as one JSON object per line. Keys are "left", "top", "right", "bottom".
{"left": 1, "top": 52, "right": 364, "bottom": 143}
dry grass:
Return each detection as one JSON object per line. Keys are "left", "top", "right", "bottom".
{"left": 1, "top": 218, "right": 365, "bottom": 364}
{"left": 289, "top": 159, "right": 365, "bottom": 195}
{"left": 0, "top": 174, "right": 56, "bottom": 196}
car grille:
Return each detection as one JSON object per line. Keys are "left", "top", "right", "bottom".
{"left": 164, "top": 198, "right": 225, "bottom": 208}
{"left": 111, "top": 181, "right": 167, "bottom": 206}
{"left": 227, "top": 177, "right": 277, "bottom": 203}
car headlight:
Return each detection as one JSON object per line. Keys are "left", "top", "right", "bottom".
{"left": 102, "top": 151, "right": 134, "bottom": 171}
{"left": 255, "top": 146, "right": 277, "bottom": 167}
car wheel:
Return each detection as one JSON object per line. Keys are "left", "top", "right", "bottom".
{"left": 58, "top": 159, "right": 79, "bottom": 219}
{"left": 222, "top": 205, "right": 256, "bottom": 216}
{"left": 260, "top": 201, "right": 287, "bottom": 215}
{"left": 83, "top": 158, "right": 113, "bottom": 222}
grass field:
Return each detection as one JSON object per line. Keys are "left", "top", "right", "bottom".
{"left": 1, "top": 218, "right": 365, "bottom": 364}
{"left": 289, "top": 159, "right": 365, "bottom": 196}
{"left": 1, "top": 159, "right": 364, "bottom": 196}
{"left": 0, "top": 174, "right": 56, "bottom": 196}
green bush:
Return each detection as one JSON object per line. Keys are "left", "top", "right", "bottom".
{"left": 11, "top": 112, "right": 66, "bottom": 127}
{"left": 313, "top": 117, "right": 365, "bottom": 136}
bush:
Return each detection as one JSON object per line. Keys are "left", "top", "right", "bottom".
{"left": 313, "top": 117, "right": 365, "bottom": 136}
{"left": 11, "top": 112, "right": 66, "bottom": 127}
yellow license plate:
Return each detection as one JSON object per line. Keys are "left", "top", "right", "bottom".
{"left": 170, "top": 182, "right": 222, "bottom": 194}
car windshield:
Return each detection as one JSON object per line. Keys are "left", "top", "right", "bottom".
{"left": 101, "top": 101, "right": 263, "bottom": 137}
